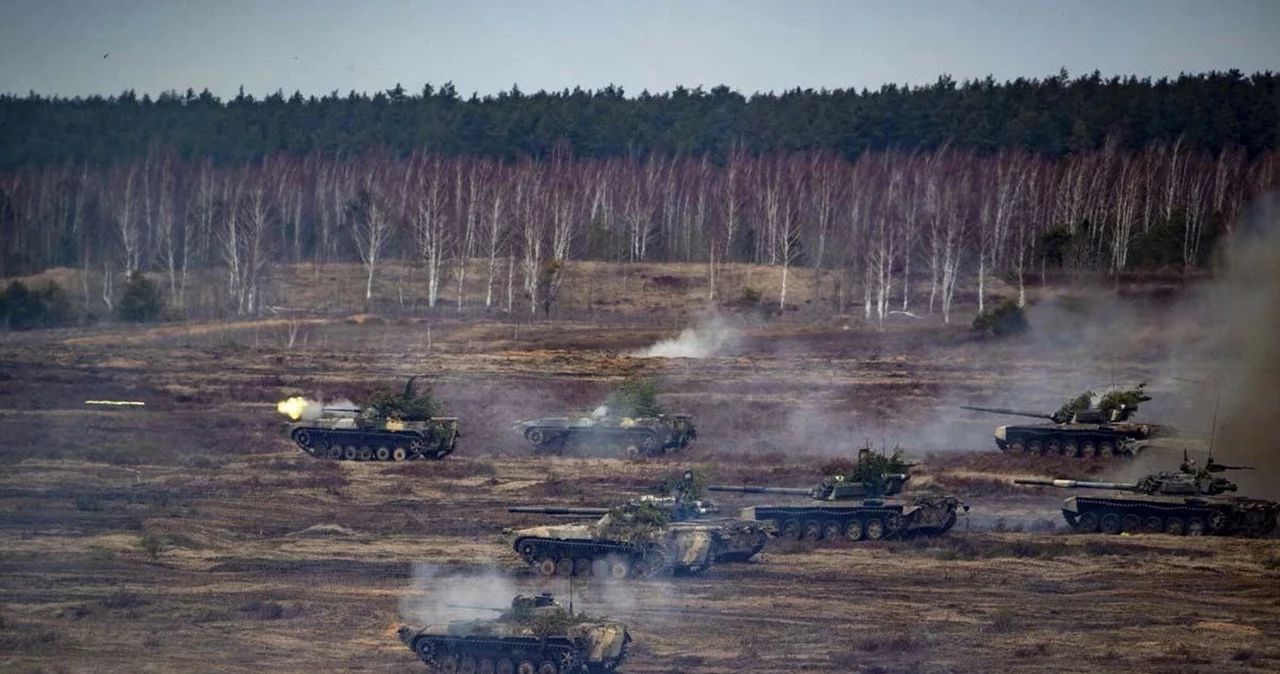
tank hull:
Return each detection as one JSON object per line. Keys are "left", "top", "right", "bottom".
{"left": 515, "top": 416, "right": 696, "bottom": 457}
{"left": 738, "top": 496, "right": 962, "bottom": 543}
{"left": 1059, "top": 494, "right": 1279, "bottom": 537}
{"left": 511, "top": 520, "right": 723, "bottom": 579}
{"left": 403, "top": 625, "right": 630, "bottom": 674}
{"left": 992, "top": 422, "right": 1159, "bottom": 458}
{"left": 287, "top": 418, "right": 459, "bottom": 461}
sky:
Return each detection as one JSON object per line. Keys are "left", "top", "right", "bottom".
{"left": 0, "top": 0, "right": 1277, "bottom": 99}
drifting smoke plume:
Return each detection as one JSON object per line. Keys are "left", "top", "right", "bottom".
{"left": 633, "top": 313, "right": 741, "bottom": 358}
{"left": 399, "top": 564, "right": 519, "bottom": 626}
{"left": 1201, "top": 199, "right": 1280, "bottom": 498}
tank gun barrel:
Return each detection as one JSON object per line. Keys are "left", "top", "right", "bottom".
{"left": 706, "top": 485, "right": 813, "bottom": 496}
{"left": 1014, "top": 478, "right": 1138, "bottom": 490}
{"left": 960, "top": 405, "right": 1054, "bottom": 420}
{"left": 443, "top": 604, "right": 504, "bottom": 612}
{"left": 507, "top": 506, "right": 611, "bottom": 516}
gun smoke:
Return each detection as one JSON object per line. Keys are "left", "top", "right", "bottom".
{"left": 634, "top": 313, "right": 741, "bottom": 358}
{"left": 399, "top": 564, "right": 519, "bottom": 625}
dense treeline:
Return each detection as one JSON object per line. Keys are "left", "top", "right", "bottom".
{"left": 3, "top": 138, "right": 1276, "bottom": 324}
{"left": 2, "top": 70, "right": 1277, "bottom": 169}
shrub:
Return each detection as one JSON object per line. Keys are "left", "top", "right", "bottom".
{"left": 118, "top": 272, "right": 164, "bottom": 322}
{"left": 0, "top": 280, "right": 74, "bottom": 330}
{"left": 972, "top": 299, "right": 1029, "bottom": 337}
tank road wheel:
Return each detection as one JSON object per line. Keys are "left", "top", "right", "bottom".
{"left": 537, "top": 557, "right": 558, "bottom": 576}
{"left": 478, "top": 659, "right": 496, "bottom": 674}
{"left": 802, "top": 520, "right": 822, "bottom": 541}
{"left": 1046, "top": 438, "right": 1062, "bottom": 455}
{"left": 536, "top": 662, "right": 559, "bottom": 674}
{"left": 573, "top": 558, "right": 592, "bottom": 577}
{"left": 823, "top": 521, "right": 843, "bottom": 540}
{"left": 638, "top": 433, "right": 662, "bottom": 456}
{"left": 439, "top": 655, "right": 460, "bottom": 674}
{"left": 326, "top": 444, "right": 342, "bottom": 460}
{"left": 460, "top": 657, "right": 478, "bottom": 674}
{"left": 357, "top": 446, "right": 374, "bottom": 461}
{"left": 517, "top": 661, "right": 537, "bottom": 674}
{"left": 1098, "top": 441, "right": 1116, "bottom": 458}
{"left": 864, "top": 517, "right": 886, "bottom": 541}
{"left": 1120, "top": 514, "right": 1142, "bottom": 534}
{"left": 496, "top": 660, "right": 515, "bottom": 674}
{"left": 1075, "top": 512, "right": 1099, "bottom": 533}
{"left": 1009, "top": 440, "right": 1026, "bottom": 453}
{"left": 517, "top": 541, "right": 538, "bottom": 562}
{"left": 1186, "top": 518, "right": 1207, "bottom": 536}
{"left": 375, "top": 446, "right": 391, "bottom": 461}
{"left": 1142, "top": 516, "right": 1163, "bottom": 534}
{"left": 558, "top": 649, "right": 582, "bottom": 673}
{"left": 415, "top": 638, "right": 435, "bottom": 662}
{"left": 782, "top": 520, "right": 802, "bottom": 540}
{"left": 526, "top": 429, "right": 546, "bottom": 446}
{"left": 845, "top": 519, "right": 865, "bottom": 541}
{"left": 1062, "top": 439, "right": 1079, "bottom": 457}
{"left": 1164, "top": 517, "right": 1185, "bottom": 536}
{"left": 1099, "top": 513, "right": 1122, "bottom": 535}
{"left": 1027, "top": 439, "right": 1043, "bottom": 454}
{"left": 632, "top": 547, "right": 669, "bottom": 578}
{"left": 392, "top": 446, "right": 408, "bottom": 461}
{"left": 293, "top": 430, "right": 313, "bottom": 450}
{"left": 555, "top": 558, "right": 574, "bottom": 577}
{"left": 1081, "top": 440, "right": 1098, "bottom": 457}
{"left": 609, "top": 558, "right": 630, "bottom": 579}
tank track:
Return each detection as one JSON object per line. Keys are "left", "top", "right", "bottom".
{"left": 411, "top": 633, "right": 593, "bottom": 674}
{"left": 526, "top": 427, "right": 671, "bottom": 457}
{"left": 1065, "top": 497, "right": 1278, "bottom": 537}
{"left": 751, "top": 504, "right": 914, "bottom": 542}
{"left": 290, "top": 428, "right": 454, "bottom": 461}
{"left": 513, "top": 536, "right": 707, "bottom": 578}
{"left": 998, "top": 432, "right": 1137, "bottom": 459}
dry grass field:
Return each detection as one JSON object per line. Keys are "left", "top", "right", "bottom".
{"left": 1, "top": 263, "right": 1276, "bottom": 674}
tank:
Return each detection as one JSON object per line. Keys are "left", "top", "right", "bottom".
{"left": 960, "top": 384, "right": 1174, "bottom": 458}
{"left": 512, "top": 409, "right": 695, "bottom": 457}
{"left": 398, "top": 592, "right": 631, "bottom": 674}
{"left": 509, "top": 472, "right": 773, "bottom": 564}
{"left": 277, "top": 376, "right": 460, "bottom": 461}
{"left": 706, "top": 449, "right": 968, "bottom": 543}
{"left": 1014, "top": 456, "right": 1279, "bottom": 537}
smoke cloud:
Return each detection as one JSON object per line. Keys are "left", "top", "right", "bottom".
{"left": 399, "top": 564, "right": 520, "bottom": 626}
{"left": 1200, "top": 199, "right": 1280, "bottom": 497}
{"left": 633, "top": 313, "right": 741, "bottom": 358}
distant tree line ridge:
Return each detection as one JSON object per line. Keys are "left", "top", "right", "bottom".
{"left": 2, "top": 138, "right": 1274, "bottom": 324}
{"left": 1, "top": 70, "right": 1277, "bottom": 169}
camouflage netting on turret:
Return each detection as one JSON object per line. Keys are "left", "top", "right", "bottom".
{"left": 605, "top": 376, "right": 664, "bottom": 417}
{"left": 362, "top": 376, "right": 438, "bottom": 424}
{"left": 600, "top": 502, "right": 671, "bottom": 542}
{"left": 1051, "top": 384, "right": 1150, "bottom": 423}
{"left": 821, "top": 448, "right": 911, "bottom": 491}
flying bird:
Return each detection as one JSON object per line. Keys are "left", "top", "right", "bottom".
{"left": 103, "top": 53, "right": 109, "bottom": 59}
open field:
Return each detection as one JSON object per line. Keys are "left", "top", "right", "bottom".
{"left": 1, "top": 276, "right": 1277, "bottom": 674}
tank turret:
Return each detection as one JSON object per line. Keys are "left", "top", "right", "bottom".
{"left": 1015, "top": 455, "right": 1277, "bottom": 537}
{"left": 961, "top": 384, "right": 1174, "bottom": 459}
{"left": 397, "top": 593, "right": 631, "bottom": 673}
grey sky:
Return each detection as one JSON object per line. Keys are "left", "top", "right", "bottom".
{"left": 1, "top": 0, "right": 1276, "bottom": 99}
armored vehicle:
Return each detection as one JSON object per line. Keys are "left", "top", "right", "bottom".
{"left": 1015, "top": 456, "right": 1279, "bottom": 537}
{"left": 398, "top": 592, "right": 631, "bottom": 674}
{"left": 513, "top": 410, "right": 695, "bottom": 456}
{"left": 509, "top": 472, "right": 772, "bottom": 564}
{"left": 509, "top": 496, "right": 740, "bottom": 578}
{"left": 278, "top": 377, "right": 459, "bottom": 461}
{"left": 707, "top": 449, "right": 967, "bottom": 542}
{"left": 961, "top": 384, "right": 1173, "bottom": 458}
